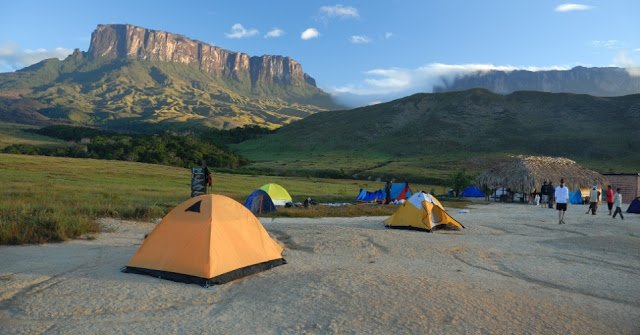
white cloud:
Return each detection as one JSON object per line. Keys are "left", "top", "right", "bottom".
{"left": 225, "top": 23, "right": 259, "bottom": 39}
{"left": 555, "top": 3, "right": 593, "bottom": 12}
{"left": 301, "top": 28, "right": 320, "bottom": 40}
{"left": 613, "top": 50, "right": 640, "bottom": 76}
{"left": 264, "top": 28, "right": 284, "bottom": 39}
{"left": 0, "top": 43, "right": 73, "bottom": 72}
{"left": 319, "top": 4, "right": 359, "bottom": 19}
{"left": 327, "top": 63, "right": 571, "bottom": 106}
{"left": 590, "top": 40, "right": 623, "bottom": 49}
{"left": 384, "top": 32, "right": 394, "bottom": 39}
{"left": 634, "top": 48, "right": 640, "bottom": 52}
{"left": 350, "top": 35, "right": 371, "bottom": 44}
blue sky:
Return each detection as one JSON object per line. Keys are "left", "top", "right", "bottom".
{"left": 1, "top": 0, "right": 639, "bottom": 105}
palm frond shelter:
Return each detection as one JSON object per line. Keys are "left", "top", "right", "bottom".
{"left": 476, "top": 155, "right": 607, "bottom": 202}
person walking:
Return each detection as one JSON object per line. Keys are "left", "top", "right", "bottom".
{"left": 555, "top": 178, "right": 570, "bottom": 224}
{"left": 586, "top": 185, "right": 599, "bottom": 215}
{"left": 606, "top": 185, "right": 614, "bottom": 215}
{"left": 612, "top": 188, "right": 624, "bottom": 220}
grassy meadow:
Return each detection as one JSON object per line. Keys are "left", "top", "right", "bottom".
{"left": 0, "top": 153, "right": 446, "bottom": 244}
{"left": 0, "top": 122, "right": 67, "bottom": 149}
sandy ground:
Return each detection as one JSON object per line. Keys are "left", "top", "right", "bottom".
{"left": 1, "top": 202, "right": 639, "bottom": 334}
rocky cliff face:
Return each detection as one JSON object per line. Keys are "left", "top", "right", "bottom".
{"left": 88, "top": 24, "right": 316, "bottom": 87}
{"left": 434, "top": 66, "right": 640, "bottom": 96}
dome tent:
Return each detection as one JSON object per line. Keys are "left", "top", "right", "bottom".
{"left": 123, "top": 194, "right": 285, "bottom": 286}
{"left": 244, "top": 189, "right": 277, "bottom": 214}
{"left": 259, "top": 183, "right": 293, "bottom": 206}
{"left": 385, "top": 192, "right": 464, "bottom": 232}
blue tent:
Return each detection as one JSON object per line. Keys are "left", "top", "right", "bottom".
{"left": 244, "top": 189, "right": 276, "bottom": 214}
{"left": 627, "top": 198, "right": 640, "bottom": 213}
{"left": 356, "top": 183, "right": 413, "bottom": 203}
{"left": 461, "top": 185, "right": 484, "bottom": 197}
{"left": 569, "top": 190, "right": 583, "bottom": 204}
{"left": 356, "top": 189, "right": 385, "bottom": 202}
{"left": 385, "top": 182, "right": 413, "bottom": 200}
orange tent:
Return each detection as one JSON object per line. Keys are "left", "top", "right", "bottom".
{"left": 123, "top": 194, "right": 285, "bottom": 286}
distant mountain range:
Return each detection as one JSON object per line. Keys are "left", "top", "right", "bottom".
{"left": 0, "top": 24, "right": 340, "bottom": 129}
{"left": 236, "top": 89, "right": 640, "bottom": 180}
{"left": 434, "top": 66, "right": 640, "bottom": 96}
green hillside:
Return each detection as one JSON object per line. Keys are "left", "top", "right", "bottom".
{"left": 235, "top": 89, "right": 640, "bottom": 182}
{"left": 0, "top": 52, "right": 339, "bottom": 130}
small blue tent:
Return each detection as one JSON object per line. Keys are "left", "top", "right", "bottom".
{"left": 244, "top": 189, "right": 276, "bottom": 214}
{"left": 461, "top": 185, "right": 484, "bottom": 197}
{"left": 569, "top": 190, "right": 583, "bottom": 204}
{"left": 627, "top": 198, "right": 640, "bottom": 213}
{"left": 356, "top": 189, "right": 385, "bottom": 202}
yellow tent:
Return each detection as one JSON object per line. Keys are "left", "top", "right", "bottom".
{"left": 385, "top": 192, "right": 465, "bottom": 231}
{"left": 123, "top": 194, "right": 285, "bottom": 286}
{"left": 259, "top": 183, "right": 293, "bottom": 206}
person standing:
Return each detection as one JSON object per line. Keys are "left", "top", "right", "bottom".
{"left": 612, "top": 188, "right": 624, "bottom": 220}
{"left": 555, "top": 178, "right": 570, "bottom": 224}
{"left": 202, "top": 161, "right": 213, "bottom": 193}
{"left": 606, "top": 185, "right": 614, "bottom": 215}
{"left": 384, "top": 180, "right": 393, "bottom": 205}
{"left": 540, "top": 181, "right": 548, "bottom": 208}
{"left": 586, "top": 185, "right": 599, "bottom": 215}
{"left": 547, "top": 180, "right": 555, "bottom": 209}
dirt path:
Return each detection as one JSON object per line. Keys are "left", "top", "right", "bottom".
{"left": 1, "top": 203, "right": 639, "bottom": 334}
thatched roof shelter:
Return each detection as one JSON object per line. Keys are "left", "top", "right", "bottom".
{"left": 476, "top": 155, "right": 608, "bottom": 193}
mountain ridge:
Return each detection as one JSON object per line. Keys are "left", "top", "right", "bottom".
{"left": 0, "top": 24, "right": 340, "bottom": 129}
{"left": 87, "top": 24, "right": 317, "bottom": 88}
{"left": 434, "top": 66, "right": 640, "bottom": 96}
{"left": 235, "top": 89, "right": 640, "bottom": 181}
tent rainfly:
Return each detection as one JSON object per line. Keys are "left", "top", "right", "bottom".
{"left": 476, "top": 155, "right": 608, "bottom": 196}
{"left": 123, "top": 194, "right": 285, "bottom": 287}
{"left": 259, "top": 183, "right": 292, "bottom": 206}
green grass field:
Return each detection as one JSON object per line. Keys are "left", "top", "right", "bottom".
{"left": 0, "top": 153, "right": 447, "bottom": 244}
{"left": 0, "top": 122, "right": 67, "bottom": 149}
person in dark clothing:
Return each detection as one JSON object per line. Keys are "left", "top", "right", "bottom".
{"left": 540, "top": 181, "right": 548, "bottom": 208}
{"left": 202, "top": 161, "right": 213, "bottom": 193}
{"left": 384, "top": 180, "right": 393, "bottom": 204}
{"left": 546, "top": 181, "right": 555, "bottom": 208}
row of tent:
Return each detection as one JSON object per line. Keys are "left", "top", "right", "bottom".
{"left": 122, "top": 189, "right": 464, "bottom": 287}
{"left": 356, "top": 183, "right": 486, "bottom": 201}
{"left": 355, "top": 182, "right": 414, "bottom": 203}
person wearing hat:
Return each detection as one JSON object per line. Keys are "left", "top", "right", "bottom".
{"left": 586, "top": 184, "right": 600, "bottom": 215}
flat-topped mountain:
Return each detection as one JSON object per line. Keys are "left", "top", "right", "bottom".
{"left": 88, "top": 24, "right": 317, "bottom": 87}
{"left": 434, "top": 66, "right": 640, "bottom": 96}
{"left": 0, "top": 24, "right": 340, "bottom": 130}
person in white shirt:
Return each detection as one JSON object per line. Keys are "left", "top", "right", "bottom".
{"left": 554, "top": 178, "right": 570, "bottom": 224}
{"left": 612, "top": 188, "right": 624, "bottom": 220}
{"left": 586, "top": 185, "right": 600, "bottom": 215}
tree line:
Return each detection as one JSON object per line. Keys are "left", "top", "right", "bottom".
{"left": 3, "top": 125, "right": 273, "bottom": 169}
